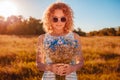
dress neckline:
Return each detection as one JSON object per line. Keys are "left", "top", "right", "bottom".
{"left": 47, "top": 32, "right": 72, "bottom": 37}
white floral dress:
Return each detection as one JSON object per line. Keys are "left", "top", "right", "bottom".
{"left": 42, "top": 32, "right": 78, "bottom": 80}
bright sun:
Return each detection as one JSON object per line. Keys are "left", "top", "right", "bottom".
{"left": 0, "top": 1, "right": 18, "bottom": 18}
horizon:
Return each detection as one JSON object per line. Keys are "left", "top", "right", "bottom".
{"left": 0, "top": 0, "right": 120, "bottom": 32}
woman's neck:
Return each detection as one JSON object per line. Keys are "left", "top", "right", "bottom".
{"left": 51, "top": 30, "right": 67, "bottom": 36}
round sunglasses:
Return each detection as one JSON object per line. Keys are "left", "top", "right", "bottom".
{"left": 52, "top": 17, "right": 66, "bottom": 22}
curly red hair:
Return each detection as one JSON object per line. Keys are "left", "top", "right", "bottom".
{"left": 42, "top": 2, "right": 74, "bottom": 33}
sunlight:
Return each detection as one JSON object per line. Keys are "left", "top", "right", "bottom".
{"left": 0, "top": 1, "right": 18, "bottom": 18}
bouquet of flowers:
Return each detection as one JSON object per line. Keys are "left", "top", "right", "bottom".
{"left": 44, "top": 36, "right": 79, "bottom": 80}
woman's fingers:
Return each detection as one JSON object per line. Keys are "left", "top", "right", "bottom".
{"left": 51, "top": 64, "right": 74, "bottom": 76}
{"left": 52, "top": 64, "right": 65, "bottom": 75}
{"left": 58, "top": 65, "right": 67, "bottom": 76}
{"left": 50, "top": 64, "right": 63, "bottom": 75}
{"left": 56, "top": 64, "right": 69, "bottom": 76}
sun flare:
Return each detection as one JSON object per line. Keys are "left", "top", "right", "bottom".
{"left": 0, "top": 1, "right": 18, "bottom": 18}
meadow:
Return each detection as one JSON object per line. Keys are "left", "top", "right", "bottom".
{"left": 0, "top": 35, "right": 120, "bottom": 80}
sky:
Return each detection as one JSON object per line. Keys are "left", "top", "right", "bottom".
{"left": 0, "top": 0, "right": 120, "bottom": 32}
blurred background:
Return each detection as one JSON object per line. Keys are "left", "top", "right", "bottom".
{"left": 0, "top": 0, "right": 120, "bottom": 80}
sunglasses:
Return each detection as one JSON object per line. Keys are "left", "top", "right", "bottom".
{"left": 52, "top": 17, "right": 66, "bottom": 22}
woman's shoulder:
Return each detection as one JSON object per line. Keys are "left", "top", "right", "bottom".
{"left": 38, "top": 34, "right": 45, "bottom": 39}
{"left": 73, "top": 32, "right": 80, "bottom": 40}
{"left": 38, "top": 34, "right": 45, "bottom": 42}
{"left": 73, "top": 32, "right": 82, "bottom": 45}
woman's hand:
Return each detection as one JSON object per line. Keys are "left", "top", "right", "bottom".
{"left": 62, "top": 64, "right": 76, "bottom": 75}
{"left": 52, "top": 64, "right": 76, "bottom": 76}
{"left": 48, "top": 63, "right": 67, "bottom": 75}
{"left": 47, "top": 63, "right": 77, "bottom": 76}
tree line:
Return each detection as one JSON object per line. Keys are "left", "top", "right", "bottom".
{"left": 0, "top": 15, "right": 44, "bottom": 35}
{"left": 0, "top": 15, "right": 120, "bottom": 36}
{"left": 87, "top": 27, "right": 120, "bottom": 36}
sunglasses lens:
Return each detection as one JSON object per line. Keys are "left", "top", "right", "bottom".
{"left": 53, "top": 17, "right": 58, "bottom": 22}
{"left": 53, "top": 17, "right": 66, "bottom": 22}
{"left": 61, "top": 17, "right": 66, "bottom": 22}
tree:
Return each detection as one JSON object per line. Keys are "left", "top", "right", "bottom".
{"left": 26, "top": 17, "right": 45, "bottom": 35}
{"left": 73, "top": 28, "right": 86, "bottom": 36}
{"left": 116, "top": 26, "right": 120, "bottom": 36}
{"left": 87, "top": 27, "right": 118, "bottom": 36}
{"left": 0, "top": 16, "right": 6, "bottom": 34}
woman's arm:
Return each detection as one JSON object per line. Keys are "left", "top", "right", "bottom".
{"left": 36, "top": 34, "right": 49, "bottom": 71}
{"left": 73, "top": 32, "right": 84, "bottom": 71}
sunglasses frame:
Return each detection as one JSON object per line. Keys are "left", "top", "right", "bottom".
{"left": 52, "top": 17, "right": 66, "bottom": 23}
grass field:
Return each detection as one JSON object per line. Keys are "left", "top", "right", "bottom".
{"left": 0, "top": 35, "right": 120, "bottom": 80}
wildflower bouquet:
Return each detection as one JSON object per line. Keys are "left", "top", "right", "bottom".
{"left": 44, "top": 36, "right": 79, "bottom": 80}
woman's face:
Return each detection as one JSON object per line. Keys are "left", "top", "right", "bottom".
{"left": 51, "top": 9, "right": 66, "bottom": 31}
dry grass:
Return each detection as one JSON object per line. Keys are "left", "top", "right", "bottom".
{"left": 0, "top": 35, "right": 120, "bottom": 80}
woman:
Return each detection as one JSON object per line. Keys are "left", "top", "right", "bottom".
{"left": 36, "top": 2, "right": 84, "bottom": 80}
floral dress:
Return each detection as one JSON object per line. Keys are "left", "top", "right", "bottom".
{"left": 42, "top": 32, "right": 78, "bottom": 80}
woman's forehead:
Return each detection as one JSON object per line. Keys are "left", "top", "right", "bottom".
{"left": 52, "top": 9, "right": 65, "bottom": 17}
